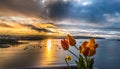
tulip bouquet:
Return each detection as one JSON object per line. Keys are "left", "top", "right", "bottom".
{"left": 61, "top": 34, "right": 99, "bottom": 69}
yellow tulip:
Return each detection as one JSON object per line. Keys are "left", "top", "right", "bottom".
{"left": 66, "top": 34, "right": 76, "bottom": 46}
{"left": 61, "top": 39, "right": 69, "bottom": 50}
{"left": 65, "top": 55, "right": 72, "bottom": 62}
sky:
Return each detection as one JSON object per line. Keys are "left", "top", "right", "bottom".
{"left": 0, "top": 0, "right": 120, "bottom": 38}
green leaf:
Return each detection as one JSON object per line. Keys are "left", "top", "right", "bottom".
{"left": 79, "top": 54, "right": 84, "bottom": 62}
{"left": 89, "top": 58, "right": 94, "bottom": 69}
{"left": 90, "top": 58, "right": 94, "bottom": 64}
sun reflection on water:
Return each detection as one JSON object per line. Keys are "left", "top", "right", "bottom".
{"left": 47, "top": 39, "right": 52, "bottom": 51}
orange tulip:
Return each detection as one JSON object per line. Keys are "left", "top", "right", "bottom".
{"left": 80, "top": 41, "right": 88, "bottom": 48}
{"left": 80, "top": 47, "right": 96, "bottom": 57}
{"left": 87, "top": 48, "right": 96, "bottom": 56}
{"left": 66, "top": 34, "right": 76, "bottom": 46}
{"left": 82, "top": 47, "right": 90, "bottom": 56}
{"left": 61, "top": 39, "right": 69, "bottom": 50}
{"left": 87, "top": 38, "right": 98, "bottom": 48}
{"left": 79, "top": 41, "right": 89, "bottom": 53}
{"left": 79, "top": 38, "right": 98, "bottom": 57}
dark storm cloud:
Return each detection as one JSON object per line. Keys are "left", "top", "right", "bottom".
{"left": 0, "top": 0, "right": 120, "bottom": 27}
{"left": 46, "top": 0, "right": 120, "bottom": 37}
{"left": 0, "top": 0, "right": 47, "bottom": 18}
{"left": 47, "top": 0, "right": 120, "bottom": 24}
{"left": 1, "top": 0, "right": 120, "bottom": 24}
{"left": 47, "top": 1, "right": 73, "bottom": 19}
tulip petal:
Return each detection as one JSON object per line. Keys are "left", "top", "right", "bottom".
{"left": 80, "top": 41, "right": 88, "bottom": 48}
{"left": 87, "top": 48, "right": 96, "bottom": 56}
{"left": 66, "top": 34, "right": 76, "bottom": 46}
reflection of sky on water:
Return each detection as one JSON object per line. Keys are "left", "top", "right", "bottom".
{"left": 0, "top": 39, "right": 120, "bottom": 69}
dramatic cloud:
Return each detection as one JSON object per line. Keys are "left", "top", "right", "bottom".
{"left": 0, "top": 0, "right": 120, "bottom": 38}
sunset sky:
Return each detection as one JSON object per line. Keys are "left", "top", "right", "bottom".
{"left": 0, "top": 0, "right": 120, "bottom": 39}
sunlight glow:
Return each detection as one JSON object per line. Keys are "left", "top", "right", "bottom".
{"left": 47, "top": 39, "right": 52, "bottom": 50}
{"left": 82, "top": 1, "right": 92, "bottom": 6}
{"left": 63, "top": 0, "right": 68, "bottom": 2}
{"left": 41, "top": 0, "right": 47, "bottom": 4}
{"left": 74, "top": 0, "right": 92, "bottom": 6}
{"left": 47, "top": 32, "right": 52, "bottom": 35}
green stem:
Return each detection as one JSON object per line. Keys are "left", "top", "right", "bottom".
{"left": 84, "top": 56, "right": 88, "bottom": 69}
{"left": 65, "top": 58, "right": 71, "bottom": 69}
{"left": 75, "top": 45, "right": 79, "bottom": 50}
{"left": 68, "top": 50, "right": 79, "bottom": 59}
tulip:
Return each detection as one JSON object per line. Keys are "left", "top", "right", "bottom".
{"left": 66, "top": 34, "right": 76, "bottom": 46}
{"left": 82, "top": 47, "right": 90, "bottom": 56}
{"left": 65, "top": 55, "right": 72, "bottom": 69}
{"left": 80, "top": 47, "right": 96, "bottom": 57}
{"left": 87, "top": 48, "right": 96, "bottom": 56}
{"left": 79, "top": 38, "right": 98, "bottom": 57}
{"left": 80, "top": 41, "right": 88, "bottom": 48}
{"left": 61, "top": 39, "right": 69, "bottom": 50}
{"left": 87, "top": 38, "right": 98, "bottom": 48}
{"left": 65, "top": 55, "right": 72, "bottom": 62}
{"left": 79, "top": 41, "right": 88, "bottom": 53}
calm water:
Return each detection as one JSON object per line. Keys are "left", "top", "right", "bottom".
{"left": 0, "top": 39, "right": 120, "bottom": 69}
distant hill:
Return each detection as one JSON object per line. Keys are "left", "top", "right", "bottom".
{"left": 48, "top": 35, "right": 105, "bottom": 39}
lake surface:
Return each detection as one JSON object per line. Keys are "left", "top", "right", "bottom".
{"left": 0, "top": 39, "right": 120, "bottom": 69}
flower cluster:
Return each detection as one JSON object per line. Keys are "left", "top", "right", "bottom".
{"left": 61, "top": 34, "right": 99, "bottom": 69}
{"left": 61, "top": 34, "right": 77, "bottom": 50}
{"left": 79, "top": 38, "right": 98, "bottom": 57}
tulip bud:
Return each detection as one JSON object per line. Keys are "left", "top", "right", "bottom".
{"left": 66, "top": 34, "right": 76, "bottom": 46}
{"left": 61, "top": 39, "right": 69, "bottom": 50}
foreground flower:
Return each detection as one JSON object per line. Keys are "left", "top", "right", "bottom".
{"left": 61, "top": 34, "right": 99, "bottom": 69}
{"left": 61, "top": 39, "right": 69, "bottom": 50}
{"left": 65, "top": 55, "right": 72, "bottom": 62}
{"left": 66, "top": 34, "right": 76, "bottom": 46}
{"left": 87, "top": 38, "right": 98, "bottom": 48}
{"left": 65, "top": 55, "right": 72, "bottom": 69}
{"left": 79, "top": 38, "right": 98, "bottom": 56}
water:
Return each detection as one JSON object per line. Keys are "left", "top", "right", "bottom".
{"left": 0, "top": 39, "right": 120, "bottom": 69}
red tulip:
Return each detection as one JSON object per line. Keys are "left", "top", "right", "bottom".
{"left": 61, "top": 39, "right": 69, "bottom": 50}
